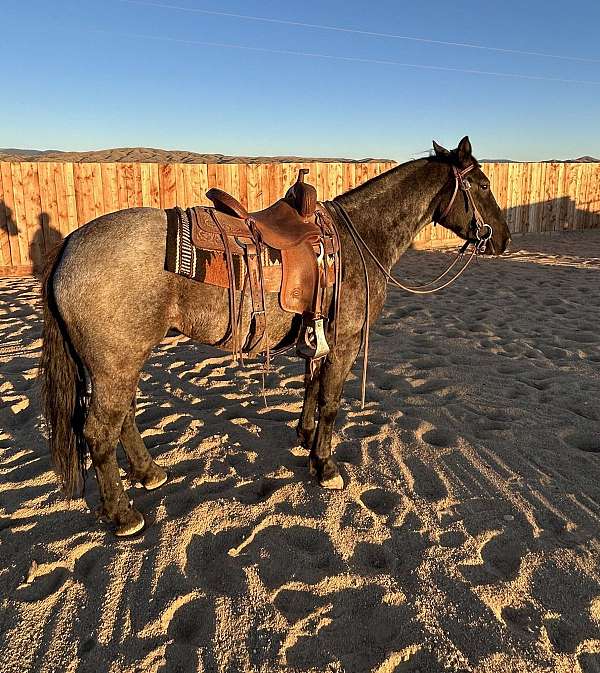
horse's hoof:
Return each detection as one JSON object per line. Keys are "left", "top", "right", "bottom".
{"left": 320, "top": 474, "right": 344, "bottom": 490}
{"left": 143, "top": 468, "right": 168, "bottom": 491}
{"left": 115, "top": 510, "right": 145, "bottom": 537}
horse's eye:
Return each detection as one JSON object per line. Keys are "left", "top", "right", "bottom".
{"left": 481, "top": 183, "right": 489, "bottom": 190}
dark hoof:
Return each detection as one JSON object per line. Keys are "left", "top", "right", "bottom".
{"left": 143, "top": 466, "right": 168, "bottom": 491}
{"left": 309, "top": 456, "right": 344, "bottom": 490}
{"left": 114, "top": 508, "right": 145, "bottom": 537}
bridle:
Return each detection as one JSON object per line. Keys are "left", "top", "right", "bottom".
{"left": 436, "top": 164, "right": 494, "bottom": 255}
{"left": 325, "top": 162, "right": 495, "bottom": 406}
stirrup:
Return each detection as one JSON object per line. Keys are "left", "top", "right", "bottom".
{"left": 297, "top": 317, "right": 330, "bottom": 361}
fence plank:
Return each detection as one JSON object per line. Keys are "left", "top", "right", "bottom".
{"left": 0, "top": 168, "right": 11, "bottom": 266}
{"left": 342, "top": 163, "right": 355, "bottom": 192}
{"left": 10, "top": 163, "right": 30, "bottom": 265}
{"left": 101, "top": 163, "right": 120, "bottom": 214}
{"left": 237, "top": 163, "right": 248, "bottom": 209}
{"left": 246, "top": 165, "right": 261, "bottom": 211}
{"left": 37, "top": 162, "right": 61, "bottom": 249}
{"left": 159, "top": 164, "right": 177, "bottom": 209}
{"left": 22, "top": 163, "right": 45, "bottom": 262}
{"left": 73, "top": 163, "right": 93, "bottom": 226}
{"left": 1, "top": 164, "right": 21, "bottom": 266}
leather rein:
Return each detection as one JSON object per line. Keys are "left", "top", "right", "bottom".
{"left": 326, "top": 162, "right": 494, "bottom": 406}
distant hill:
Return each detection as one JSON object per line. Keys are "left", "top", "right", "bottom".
{"left": 0, "top": 147, "right": 389, "bottom": 164}
{"left": 1, "top": 147, "right": 597, "bottom": 164}
{"left": 482, "top": 156, "right": 600, "bottom": 163}
{"left": 545, "top": 156, "right": 600, "bottom": 163}
{"left": 0, "top": 148, "right": 51, "bottom": 157}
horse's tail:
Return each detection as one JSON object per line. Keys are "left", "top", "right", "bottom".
{"left": 39, "top": 239, "right": 87, "bottom": 497}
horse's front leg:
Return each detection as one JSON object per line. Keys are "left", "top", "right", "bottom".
{"left": 296, "top": 359, "right": 323, "bottom": 449}
{"left": 310, "top": 335, "right": 361, "bottom": 489}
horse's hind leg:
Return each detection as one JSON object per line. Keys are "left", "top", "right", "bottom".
{"left": 296, "top": 359, "right": 323, "bottom": 449}
{"left": 84, "top": 379, "right": 145, "bottom": 536}
{"left": 120, "top": 398, "right": 168, "bottom": 490}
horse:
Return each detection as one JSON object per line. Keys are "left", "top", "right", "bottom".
{"left": 40, "top": 136, "right": 511, "bottom": 536}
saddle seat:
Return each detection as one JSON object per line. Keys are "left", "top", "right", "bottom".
{"left": 206, "top": 168, "right": 320, "bottom": 250}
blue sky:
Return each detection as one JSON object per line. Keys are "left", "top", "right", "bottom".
{"left": 5, "top": 0, "right": 600, "bottom": 161}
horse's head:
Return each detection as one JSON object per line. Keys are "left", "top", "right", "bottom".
{"left": 431, "top": 136, "right": 511, "bottom": 255}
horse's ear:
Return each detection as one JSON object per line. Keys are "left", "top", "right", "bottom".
{"left": 457, "top": 136, "right": 473, "bottom": 167}
{"left": 433, "top": 140, "right": 450, "bottom": 157}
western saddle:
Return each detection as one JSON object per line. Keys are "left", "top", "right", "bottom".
{"left": 182, "top": 169, "right": 341, "bottom": 366}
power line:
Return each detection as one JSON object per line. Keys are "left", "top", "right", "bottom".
{"left": 91, "top": 29, "right": 600, "bottom": 86}
{"left": 117, "top": 0, "right": 600, "bottom": 65}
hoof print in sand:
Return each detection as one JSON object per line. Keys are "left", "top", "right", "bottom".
{"left": 404, "top": 456, "right": 448, "bottom": 503}
{"left": 437, "top": 530, "right": 467, "bottom": 548}
{"left": 421, "top": 428, "right": 455, "bottom": 448}
{"left": 160, "top": 597, "right": 216, "bottom": 673}
{"left": 17, "top": 567, "right": 69, "bottom": 602}
{"left": 351, "top": 542, "right": 396, "bottom": 574}
{"left": 544, "top": 617, "right": 581, "bottom": 654}
{"left": 462, "top": 530, "right": 529, "bottom": 585}
{"left": 186, "top": 530, "right": 247, "bottom": 596}
{"left": 246, "top": 526, "right": 341, "bottom": 589}
{"left": 360, "top": 488, "right": 400, "bottom": 516}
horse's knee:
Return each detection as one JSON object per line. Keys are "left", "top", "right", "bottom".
{"left": 317, "top": 397, "right": 342, "bottom": 423}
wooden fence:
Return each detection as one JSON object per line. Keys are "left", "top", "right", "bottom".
{"left": 1, "top": 160, "right": 599, "bottom": 276}
{"left": 0, "top": 161, "right": 394, "bottom": 276}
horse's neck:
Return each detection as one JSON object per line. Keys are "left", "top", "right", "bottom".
{"left": 336, "top": 159, "right": 449, "bottom": 270}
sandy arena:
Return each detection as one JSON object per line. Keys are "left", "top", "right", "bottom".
{"left": 1, "top": 231, "right": 599, "bottom": 673}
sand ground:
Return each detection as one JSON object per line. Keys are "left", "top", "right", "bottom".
{"left": 1, "top": 231, "right": 599, "bottom": 673}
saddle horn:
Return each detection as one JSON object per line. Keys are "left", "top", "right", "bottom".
{"left": 285, "top": 169, "right": 317, "bottom": 218}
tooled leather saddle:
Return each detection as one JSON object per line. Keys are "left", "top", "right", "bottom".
{"left": 166, "top": 169, "right": 341, "bottom": 367}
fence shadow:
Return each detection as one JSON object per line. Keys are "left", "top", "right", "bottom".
{"left": 503, "top": 196, "right": 600, "bottom": 236}
{"left": 31, "top": 215, "right": 62, "bottom": 278}
{"left": 0, "top": 200, "right": 63, "bottom": 277}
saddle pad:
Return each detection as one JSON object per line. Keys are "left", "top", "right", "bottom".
{"left": 165, "top": 207, "right": 285, "bottom": 291}
{"left": 165, "top": 207, "right": 244, "bottom": 287}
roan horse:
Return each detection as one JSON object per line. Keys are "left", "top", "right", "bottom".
{"left": 40, "top": 137, "right": 511, "bottom": 536}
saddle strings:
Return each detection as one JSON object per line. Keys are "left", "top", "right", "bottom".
{"left": 208, "top": 208, "right": 241, "bottom": 363}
